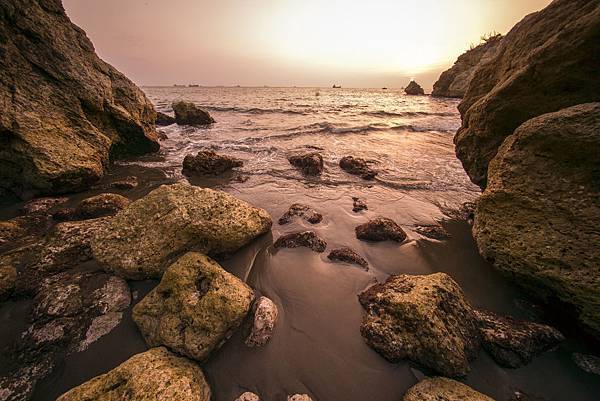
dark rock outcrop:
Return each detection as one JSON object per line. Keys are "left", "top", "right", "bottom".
{"left": 278, "top": 204, "right": 323, "bottom": 225}
{"left": 339, "top": 156, "right": 377, "bottom": 180}
{"left": 355, "top": 217, "right": 407, "bottom": 243}
{"left": 573, "top": 353, "right": 600, "bottom": 375}
{"left": 404, "top": 81, "right": 425, "bottom": 96}
{"left": 156, "top": 111, "right": 176, "bottom": 126}
{"left": 172, "top": 101, "right": 215, "bottom": 125}
{"left": 327, "top": 247, "right": 368, "bottom": 270}
{"left": 288, "top": 152, "right": 324, "bottom": 176}
{"left": 273, "top": 231, "right": 327, "bottom": 253}
{"left": 0, "top": 0, "right": 160, "bottom": 199}
{"left": 432, "top": 35, "right": 503, "bottom": 98}
{"left": 352, "top": 197, "right": 368, "bottom": 212}
{"left": 403, "top": 377, "right": 494, "bottom": 401}
{"left": 182, "top": 150, "right": 243, "bottom": 176}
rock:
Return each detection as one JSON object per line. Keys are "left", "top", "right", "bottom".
{"left": 109, "top": 176, "right": 139, "bottom": 190}
{"left": 355, "top": 217, "right": 407, "bottom": 243}
{"left": 245, "top": 296, "right": 278, "bottom": 347}
{"left": 56, "top": 347, "right": 211, "bottom": 401}
{"left": 133, "top": 252, "right": 254, "bottom": 361}
{"left": 455, "top": 0, "right": 600, "bottom": 188}
{"left": 74, "top": 193, "right": 131, "bottom": 219}
{"left": 403, "top": 377, "right": 494, "bottom": 401}
{"left": 358, "top": 273, "right": 480, "bottom": 377}
{"left": 287, "top": 395, "right": 313, "bottom": 401}
{"left": 21, "top": 197, "right": 69, "bottom": 215}
{"left": 0, "top": 214, "right": 52, "bottom": 251}
{"left": 473, "top": 103, "right": 600, "bottom": 334}
{"left": 404, "top": 81, "right": 425, "bottom": 96}
{"left": 156, "top": 111, "right": 176, "bottom": 126}
{"left": 327, "top": 247, "right": 368, "bottom": 270}
{"left": 172, "top": 101, "right": 215, "bottom": 125}
{"left": 182, "top": 150, "right": 243, "bottom": 176}
{"left": 278, "top": 204, "right": 323, "bottom": 225}
{"left": 475, "top": 310, "right": 564, "bottom": 368}
{"left": 288, "top": 152, "right": 324, "bottom": 176}
{"left": 339, "top": 156, "right": 377, "bottom": 180}
{"left": 572, "top": 353, "right": 600, "bottom": 375}
{"left": 415, "top": 225, "right": 450, "bottom": 240}
{"left": 91, "top": 182, "right": 272, "bottom": 279}
{"left": 0, "top": 264, "right": 17, "bottom": 301}
{"left": 0, "top": 0, "right": 160, "bottom": 199}
{"left": 51, "top": 207, "right": 77, "bottom": 222}
{"left": 352, "top": 197, "right": 368, "bottom": 212}
{"left": 273, "top": 231, "right": 327, "bottom": 253}
{"left": 236, "top": 392, "right": 260, "bottom": 401}
{"left": 432, "top": 35, "right": 503, "bottom": 98}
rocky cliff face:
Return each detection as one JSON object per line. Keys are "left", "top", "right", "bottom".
{"left": 0, "top": 0, "right": 159, "bottom": 199}
{"left": 432, "top": 35, "right": 502, "bottom": 99}
{"left": 454, "top": 0, "right": 600, "bottom": 188}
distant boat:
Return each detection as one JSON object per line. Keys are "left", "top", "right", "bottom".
{"left": 332, "top": 84, "right": 341, "bottom": 88}
{"left": 382, "top": 87, "right": 388, "bottom": 90}
{"left": 173, "top": 84, "right": 185, "bottom": 87}
{"left": 188, "top": 84, "right": 199, "bottom": 87}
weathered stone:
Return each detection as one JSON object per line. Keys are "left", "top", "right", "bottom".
{"left": 21, "top": 197, "right": 69, "bottom": 215}
{"left": 278, "top": 204, "right": 323, "bottom": 225}
{"left": 404, "top": 81, "right": 425, "bottom": 96}
{"left": 572, "top": 353, "right": 600, "bottom": 375}
{"left": 288, "top": 152, "right": 324, "bottom": 176}
{"left": 0, "top": 264, "right": 17, "bottom": 301}
{"left": 74, "top": 193, "right": 131, "bottom": 219}
{"left": 182, "top": 151, "right": 243, "bottom": 176}
{"left": 56, "top": 347, "right": 211, "bottom": 401}
{"left": 432, "top": 35, "right": 503, "bottom": 98}
{"left": 109, "top": 176, "right": 139, "bottom": 190}
{"left": 474, "top": 103, "right": 600, "bottom": 334}
{"left": 455, "top": 0, "right": 600, "bottom": 187}
{"left": 133, "top": 252, "right": 254, "bottom": 361}
{"left": 339, "top": 156, "right": 377, "bottom": 180}
{"left": 91, "top": 182, "right": 272, "bottom": 279}
{"left": 352, "top": 196, "right": 368, "bottom": 212}
{"left": 287, "top": 395, "right": 313, "bottom": 401}
{"left": 236, "top": 392, "right": 260, "bottom": 401}
{"left": 475, "top": 310, "right": 564, "bottom": 368}
{"left": 273, "top": 231, "right": 327, "bottom": 253}
{"left": 403, "top": 377, "right": 494, "bottom": 401}
{"left": 415, "top": 225, "right": 450, "bottom": 241}
{"left": 327, "top": 247, "right": 368, "bottom": 270}
{"left": 245, "top": 296, "right": 278, "bottom": 347}
{"left": 358, "top": 273, "right": 480, "bottom": 377}
{"left": 355, "top": 218, "right": 407, "bottom": 243}
{"left": 173, "top": 101, "right": 215, "bottom": 125}
{"left": 0, "top": 214, "right": 52, "bottom": 251}
{"left": 0, "top": 0, "right": 160, "bottom": 199}
{"left": 156, "top": 111, "right": 176, "bottom": 126}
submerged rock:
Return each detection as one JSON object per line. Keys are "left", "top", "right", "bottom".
{"left": 273, "top": 231, "right": 327, "bottom": 253}
{"left": 0, "top": 0, "right": 159, "bottom": 199}
{"left": 352, "top": 197, "right": 368, "bottom": 212}
{"left": 236, "top": 393, "right": 260, "bottom": 401}
{"left": 133, "top": 252, "right": 254, "bottom": 361}
{"left": 156, "top": 111, "right": 177, "bottom": 126}
{"left": 327, "top": 247, "right": 368, "bottom": 270}
{"left": 355, "top": 217, "right": 407, "bottom": 243}
{"left": 182, "top": 150, "right": 243, "bottom": 176}
{"left": 91, "top": 182, "right": 272, "bottom": 279}
{"left": 403, "top": 377, "right": 494, "bottom": 401}
{"left": 339, "top": 156, "right": 377, "bottom": 180}
{"left": 109, "top": 176, "right": 139, "bottom": 190}
{"left": 288, "top": 152, "right": 324, "bottom": 176}
{"left": 74, "top": 193, "right": 131, "bottom": 219}
{"left": 358, "top": 273, "right": 480, "bottom": 377}
{"left": 173, "top": 101, "right": 215, "bottom": 125}
{"left": 475, "top": 310, "right": 564, "bottom": 368}
{"left": 278, "top": 204, "right": 323, "bottom": 225}
{"left": 56, "top": 347, "right": 211, "bottom": 401}
{"left": 245, "top": 296, "right": 278, "bottom": 347}
{"left": 572, "top": 353, "right": 600, "bottom": 375}
{"left": 404, "top": 81, "right": 425, "bottom": 96}
{"left": 415, "top": 225, "right": 450, "bottom": 241}
{"left": 21, "top": 197, "right": 69, "bottom": 215}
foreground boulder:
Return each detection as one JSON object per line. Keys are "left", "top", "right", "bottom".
{"left": 56, "top": 347, "right": 211, "bottom": 401}
{"left": 355, "top": 217, "right": 407, "bottom": 243}
{"left": 432, "top": 35, "right": 503, "bottom": 98}
{"left": 454, "top": 0, "right": 600, "bottom": 187}
{"left": 133, "top": 252, "right": 254, "bottom": 361}
{"left": 474, "top": 103, "right": 600, "bottom": 334}
{"left": 339, "top": 156, "right": 377, "bottom": 180}
{"left": 173, "top": 101, "right": 215, "bottom": 125}
{"left": 182, "top": 150, "right": 243, "bottom": 176}
{"left": 245, "top": 296, "right": 278, "bottom": 347}
{"left": 288, "top": 152, "right": 324, "bottom": 176}
{"left": 403, "top": 377, "right": 494, "bottom": 401}
{"left": 0, "top": 0, "right": 159, "bottom": 199}
{"left": 358, "top": 273, "right": 480, "bottom": 377}
{"left": 278, "top": 204, "right": 323, "bottom": 225}
{"left": 91, "top": 182, "right": 272, "bottom": 279}
{"left": 404, "top": 81, "right": 425, "bottom": 96}
{"left": 274, "top": 231, "right": 327, "bottom": 253}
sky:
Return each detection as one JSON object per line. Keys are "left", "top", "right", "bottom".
{"left": 63, "top": 0, "right": 552, "bottom": 90}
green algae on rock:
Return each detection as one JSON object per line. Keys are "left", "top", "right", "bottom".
{"left": 56, "top": 347, "right": 211, "bottom": 401}
{"left": 403, "top": 377, "right": 495, "bottom": 401}
{"left": 91, "top": 182, "right": 272, "bottom": 279}
{"left": 133, "top": 252, "right": 254, "bottom": 362}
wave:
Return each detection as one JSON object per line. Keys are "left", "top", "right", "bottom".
{"left": 362, "top": 110, "right": 456, "bottom": 118}
{"left": 201, "top": 105, "right": 309, "bottom": 116}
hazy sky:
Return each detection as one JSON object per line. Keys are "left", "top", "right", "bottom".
{"left": 63, "top": 0, "right": 552, "bottom": 89}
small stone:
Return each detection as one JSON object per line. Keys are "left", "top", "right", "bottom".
{"left": 415, "top": 225, "right": 450, "bottom": 240}
{"left": 173, "top": 101, "right": 215, "bottom": 125}
{"left": 327, "top": 247, "right": 368, "bottom": 269}
{"left": 274, "top": 231, "right": 327, "bottom": 253}
{"left": 236, "top": 392, "right": 260, "bottom": 401}
{"left": 278, "top": 204, "right": 323, "bottom": 225}
{"left": 156, "top": 111, "right": 176, "bottom": 126}
{"left": 77, "top": 312, "right": 123, "bottom": 351}
{"left": 287, "top": 395, "right": 313, "bottom": 401}
{"left": 110, "top": 176, "right": 139, "bottom": 190}
{"left": 74, "top": 193, "right": 131, "bottom": 219}
{"left": 340, "top": 156, "right": 377, "bottom": 179}
{"left": 245, "top": 296, "right": 278, "bottom": 347}
{"left": 21, "top": 197, "right": 68, "bottom": 215}
{"left": 572, "top": 353, "right": 600, "bottom": 375}
{"left": 352, "top": 197, "right": 368, "bottom": 212}
{"left": 355, "top": 217, "right": 407, "bottom": 242}
{"left": 403, "top": 377, "right": 494, "bottom": 401}
{"left": 288, "top": 152, "right": 324, "bottom": 176}
{"left": 182, "top": 150, "right": 243, "bottom": 176}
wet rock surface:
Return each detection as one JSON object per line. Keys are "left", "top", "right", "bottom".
{"left": 403, "top": 377, "right": 494, "bottom": 401}
{"left": 133, "top": 252, "right": 254, "bottom": 361}
{"left": 236, "top": 392, "right": 260, "bottom": 401}
{"left": 0, "top": 264, "right": 17, "bottom": 301}
{"left": 182, "top": 151, "right": 243, "bottom": 176}
{"left": 56, "top": 347, "right": 211, "bottom": 401}
{"left": 244, "top": 296, "right": 278, "bottom": 347}
{"left": 327, "top": 247, "right": 368, "bottom": 270}
{"left": 288, "top": 395, "right": 313, "bottom": 401}
{"left": 339, "top": 156, "right": 377, "bottom": 180}
{"left": 156, "top": 111, "right": 177, "bottom": 126}
{"left": 404, "top": 81, "right": 425, "bottom": 96}
{"left": 109, "top": 176, "right": 139, "bottom": 190}
{"left": 0, "top": 214, "right": 52, "bottom": 252}
{"left": 74, "top": 193, "right": 131, "bottom": 220}
{"left": 20, "top": 197, "right": 69, "bottom": 215}
{"left": 288, "top": 152, "right": 324, "bottom": 176}
{"left": 91, "top": 182, "right": 272, "bottom": 279}
{"left": 278, "top": 204, "right": 323, "bottom": 225}
{"left": 352, "top": 197, "right": 368, "bottom": 212}
{"left": 415, "top": 224, "right": 450, "bottom": 240}
{"left": 273, "top": 231, "right": 327, "bottom": 253}
{"left": 173, "top": 101, "right": 215, "bottom": 125}
{"left": 355, "top": 218, "right": 407, "bottom": 243}
{"left": 572, "top": 353, "right": 600, "bottom": 375}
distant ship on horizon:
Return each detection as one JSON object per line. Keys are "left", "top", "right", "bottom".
{"left": 332, "top": 84, "right": 341, "bottom": 88}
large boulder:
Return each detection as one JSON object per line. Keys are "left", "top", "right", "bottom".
{"left": 0, "top": 0, "right": 160, "bottom": 199}
{"left": 432, "top": 35, "right": 503, "bottom": 98}
{"left": 91, "top": 182, "right": 272, "bottom": 279}
{"left": 133, "top": 252, "right": 254, "bottom": 361}
{"left": 172, "top": 101, "right": 215, "bottom": 125}
{"left": 473, "top": 103, "right": 600, "bottom": 334}
{"left": 403, "top": 377, "right": 494, "bottom": 401}
{"left": 56, "top": 347, "right": 211, "bottom": 401}
{"left": 404, "top": 81, "right": 425, "bottom": 96}
{"left": 454, "top": 0, "right": 600, "bottom": 188}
